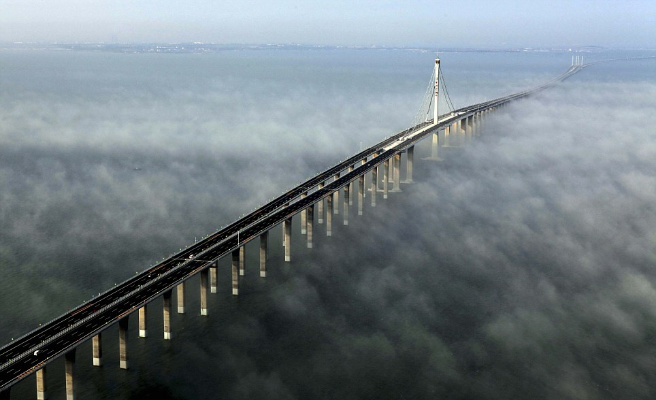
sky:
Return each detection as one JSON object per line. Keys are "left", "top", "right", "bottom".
{"left": 1, "top": 0, "right": 655, "bottom": 47}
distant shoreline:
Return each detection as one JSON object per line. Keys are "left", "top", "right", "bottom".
{"left": 1, "top": 42, "right": 650, "bottom": 54}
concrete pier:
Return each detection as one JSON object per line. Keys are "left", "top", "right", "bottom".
{"left": 64, "top": 349, "right": 75, "bottom": 400}
{"left": 138, "top": 306, "right": 147, "bottom": 338}
{"left": 239, "top": 246, "right": 245, "bottom": 276}
{"left": 358, "top": 175, "right": 364, "bottom": 215}
{"left": 391, "top": 153, "right": 402, "bottom": 192}
{"left": 383, "top": 159, "right": 389, "bottom": 199}
{"left": 259, "top": 231, "right": 268, "bottom": 277}
{"left": 36, "top": 367, "right": 46, "bottom": 400}
{"left": 210, "top": 263, "right": 217, "bottom": 293}
{"left": 92, "top": 333, "right": 102, "bottom": 366}
{"left": 200, "top": 268, "right": 208, "bottom": 315}
{"left": 284, "top": 218, "right": 292, "bottom": 262}
{"left": 348, "top": 165, "right": 354, "bottom": 205}
{"left": 176, "top": 282, "right": 185, "bottom": 314}
{"left": 119, "top": 317, "right": 128, "bottom": 369}
{"left": 307, "top": 205, "right": 314, "bottom": 248}
{"left": 425, "top": 130, "right": 444, "bottom": 160}
{"left": 318, "top": 182, "right": 325, "bottom": 223}
{"left": 343, "top": 183, "right": 350, "bottom": 225}
{"left": 163, "top": 290, "right": 172, "bottom": 340}
{"left": 467, "top": 116, "right": 473, "bottom": 141}
{"left": 333, "top": 173, "right": 340, "bottom": 214}
{"left": 403, "top": 146, "right": 414, "bottom": 183}
{"left": 300, "top": 192, "right": 307, "bottom": 234}
{"left": 326, "top": 193, "right": 333, "bottom": 236}
{"left": 371, "top": 164, "right": 378, "bottom": 207}
{"left": 231, "top": 249, "right": 239, "bottom": 295}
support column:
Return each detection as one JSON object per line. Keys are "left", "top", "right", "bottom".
{"left": 333, "top": 173, "right": 340, "bottom": 214}
{"left": 239, "top": 246, "right": 245, "bottom": 276}
{"left": 138, "top": 306, "right": 147, "bottom": 338}
{"left": 343, "top": 183, "right": 350, "bottom": 225}
{"left": 318, "top": 182, "right": 325, "bottom": 224}
{"left": 176, "top": 282, "right": 185, "bottom": 314}
{"left": 300, "top": 192, "right": 307, "bottom": 234}
{"left": 231, "top": 249, "right": 239, "bottom": 295}
{"left": 200, "top": 268, "right": 208, "bottom": 316}
{"left": 64, "top": 349, "right": 76, "bottom": 400}
{"left": 284, "top": 218, "right": 292, "bottom": 262}
{"left": 404, "top": 146, "right": 414, "bottom": 183}
{"left": 371, "top": 164, "right": 378, "bottom": 207}
{"left": 36, "top": 367, "right": 47, "bottom": 400}
{"left": 210, "top": 262, "right": 217, "bottom": 293}
{"left": 383, "top": 159, "right": 389, "bottom": 199}
{"left": 391, "top": 153, "right": 402, "bottom": 192}
{"left": 425, "top": 130, "right": 444, "bottom": 160}
{"left": 307, "top": 205, "right": 314, "bottom": 248}
{"left": 119, "top": 317, "right": 128, "bottom": 370}
{"left": 92, "top": 333, "right": 102, "bottom": 366}
{"left": 348, "top": 165, "right": 354, "bottom": 205}
{"left": 358, "top": 175, "right": 364, "bottom": 216}
{"left": 467, "top": 116, "right": 473, "bottom": 141}
{"left": 259, "top": 231, "right": 268, "bottom": 277}
{"left": 163, "top": 290, "right": 172, "bottom": 340}
{"left": 326, "top": 193, "right": 333, "bottom": 236}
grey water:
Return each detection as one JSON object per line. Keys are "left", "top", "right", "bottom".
{"left": 1, "top": 48, "right": 655, "bottom": 399}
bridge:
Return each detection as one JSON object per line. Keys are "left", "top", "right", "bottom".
{"left": 0, "top": 56, "right": 586, "bottom": 400}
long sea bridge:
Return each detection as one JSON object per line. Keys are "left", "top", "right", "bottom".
{"left": 0, "top": 56, "right": 587, "bottom": 400}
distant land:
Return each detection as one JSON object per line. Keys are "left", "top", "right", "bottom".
{"left": 0, "top": 42, "right": 625, "bottom": 54}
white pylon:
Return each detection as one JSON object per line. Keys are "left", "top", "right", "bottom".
{"left": 433, "top": 57, "right": 440, "bottom": 125}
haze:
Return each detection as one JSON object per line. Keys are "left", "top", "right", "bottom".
{"left": 1, "top": 0, "right": 655, "bottom": 48}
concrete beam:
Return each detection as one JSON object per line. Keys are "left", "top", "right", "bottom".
{"left": 333, "top": 174, "right": 340, "bottom": 214}
{"left": 307, "top": 205, "right": 314, "bottom": 248}
{"left": 231, "top": 249, "right": 239, "bottom": 295}
{"left": 348, "top": 165, "right": 354, "bottom": 205}
{"left": 119, "top": 317, "right": 128, "bottom": 369}
{"left": 36, "top": 367, "right": 46, "bottom": 400}
{"left": 176, "top": 282, "right": 185, "bottom": 314}
{"left": 300, "top": 192, "right": 307, "bottom": 234}
{"left": 326, "top": 193, "right": 333, "bottom": 236}
{"left": 403, "top": 146, "right": 414, "bottom": 183}
{"left": 239, "top": 246, "right": 245, "bottom": 276}
{"left": 210, "top": 263, "right": 217, "bottom": 293}
{"left": 358, "top": 175, "right": 364, "bottom": 216}
{"left": 259, "top": 231, "right": 268, "bottom": 277}
{"left": 371, "top": 164, "right": 378, "bottom": 207}
{"left": 317, "top": 182, "right": 325, "bottom": 223}
{"left": 391, "top": 153, "right": 402, "bottom": 192}
{"left": 64, "top": 349, "right": 76, "bottom": 400}
{"left": 383, "top": 159, "right": 389, "bottom": 199}
{"left": 343, "top": 183, "right": 350, "bottom": 225}
{"left": 138, "top": 306, "right": 147, "bottom": 338}
{"left": 163, "top": 290, "right": 172, "bottom": 340}
{"left": 284, "top": 218, "right": 292, "bottom": 262}
{"left": 200, "top": 268, "right": 208, "bottom": 316}
{"left": 92, "top": 333, "right": 102, "bottom": 366}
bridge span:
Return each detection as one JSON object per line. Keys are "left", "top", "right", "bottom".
{"left": 0, "top": 58, "right": 585, "bottom": 400}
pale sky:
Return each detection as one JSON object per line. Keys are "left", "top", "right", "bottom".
{"left": 1, "top": 0, "right": 654, "bottom": 47}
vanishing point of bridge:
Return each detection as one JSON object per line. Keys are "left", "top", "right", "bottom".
{"left": 0, "top": 56, "right": 586, "bottom": 400}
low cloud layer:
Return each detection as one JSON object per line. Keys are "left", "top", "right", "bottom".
{"left": 1, "top": 52, "right": 655, "bottom": 399}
